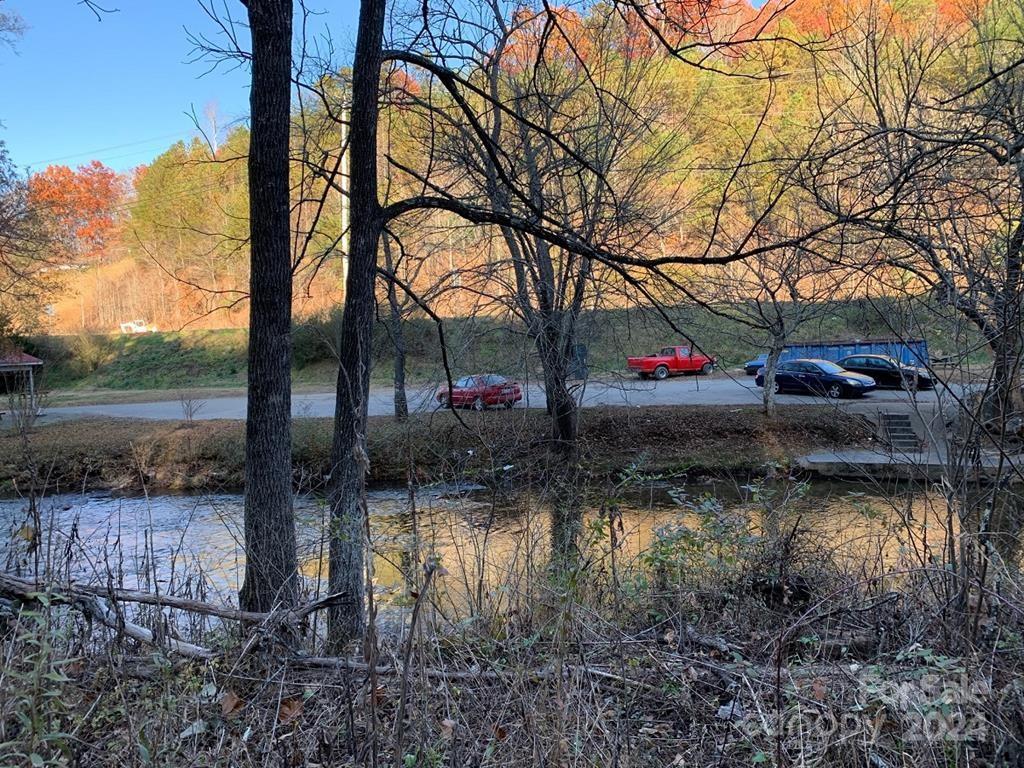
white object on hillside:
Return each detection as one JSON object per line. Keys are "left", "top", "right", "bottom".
{"left": 119, "top": 319, "right": 158, "bottom": 334}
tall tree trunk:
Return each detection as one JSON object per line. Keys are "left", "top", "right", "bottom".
{"left": 392, "top": 318, "right": 408, "bottom": 420}
{"left": 538, "top": 337, "right": 578, "bottom": 452}
{"left": 383, "top": 238, "right": 408, "bottom": 420}
{"left": 762, "top": 335, "right": 786, "bottom": 418}
{"left": 239, "top": 0, "right": 298, "bottom": 614}
{"left": 986, "top": 322, "right": 1024, "bottom": 427}
{"left": 327, "top": 0, "right": 385, "bottom": 648}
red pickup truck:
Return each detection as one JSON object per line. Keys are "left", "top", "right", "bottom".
{"left": 626, "top": 346, "right": 716, "bottom": 380}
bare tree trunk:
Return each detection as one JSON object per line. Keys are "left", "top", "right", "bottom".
{"left": 762, "top": 335, "right": 786, "bottom": 418}
{"left": 383, "top": 238, "right": 408, "bottom": 420}
{"left": 508, "top": 232, "right": 581, "bottom": 453}
{"left": 238, "top": 0, "right": 298, "bottom": 614}
{"left": 983, "top": 342, "right": 1024, "bottom": 428}
{"left": 986, "top": 323, "right": 1024, "bottom": 426}
{"left": 391, "top": 311, "right": 408, "bottom": 420}
{"left": 538, "top": 335, "right": 577, "bottom": 452}
{"left": 327, "top": 0, "right": 385, "bottom": 648}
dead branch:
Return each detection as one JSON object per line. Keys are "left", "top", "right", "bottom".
{"left": 0, "top": 573, "right": 349, "bottom": 627}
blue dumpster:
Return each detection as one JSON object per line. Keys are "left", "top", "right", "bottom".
{"left": 777, "top": 338, "right": 929, "bottom": 366}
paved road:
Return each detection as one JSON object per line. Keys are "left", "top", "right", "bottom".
{"left": 37, "top": 374, "right": 945, "bottom": 422}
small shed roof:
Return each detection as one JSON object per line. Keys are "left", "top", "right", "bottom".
{"left": 0, "top": 351, "right": 44, "bottom": 370}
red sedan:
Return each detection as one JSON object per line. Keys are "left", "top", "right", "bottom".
{"left": 437, "top": 374, "right": 523, "bottom": 410}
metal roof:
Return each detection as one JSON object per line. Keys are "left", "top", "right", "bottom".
{"left": 0, "top": 351, "right": 44, "bottom": 368}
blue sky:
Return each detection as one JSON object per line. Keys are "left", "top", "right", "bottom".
{"left": 1, "top": 1, "right": 357, "bottom": 173}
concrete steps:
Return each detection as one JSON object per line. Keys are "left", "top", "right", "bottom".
{"left": 881, "top": 412, "right": 922, "bottom": 452}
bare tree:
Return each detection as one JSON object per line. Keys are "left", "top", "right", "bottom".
{"left": 324, "top": 0, "right": 387, "bottom": 646}
{"left": 381, "top": 236, "right": 409, "bottom": 419}
{"left": 426, "top": 7, "right": 681, "bottom": 451}
{"left": 802, "top": 0, "right": 1024, "bottom": 427}
{"left": 193, "top": 0, "right": 807, "bottom": 643}
{"left": 308, "top": 0, "right": 812, "bottom": 644}
{"left": 689, "top": 207, "right": 846, "bottom": 415}
{"left": 0, "top": 142, "right": 55, "bottom": 337}
{"left": 0, "top": 4, "right": 24, "bottom": 50}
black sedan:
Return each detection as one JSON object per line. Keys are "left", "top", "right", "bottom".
{"left": 835, "top": 354, "right": 934, "bottom": 390}
{"left": 755, "top": 359, "right": 876, "bottom": 399}
{"left": 743, "top": 354, "right": 768, "bottom": 376}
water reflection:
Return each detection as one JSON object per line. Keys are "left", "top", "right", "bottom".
{"left": 0, "top": 481, "right": 961, "bottom": 618}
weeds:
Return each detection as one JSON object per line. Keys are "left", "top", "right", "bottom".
{"left": 1, "top": 474, "right": 1020, "bottom": 766}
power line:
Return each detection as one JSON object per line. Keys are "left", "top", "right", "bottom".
{"left": 25, "top": 132, "right": 205, "bottom": 169}
{"left": 24, "top": 110, "right": 252, "bottom": 169}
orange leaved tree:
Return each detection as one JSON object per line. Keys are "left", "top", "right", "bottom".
{"left": 27, "top": 160, "right": 124, "bottom": 262}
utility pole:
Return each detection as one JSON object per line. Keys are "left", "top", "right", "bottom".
{"left": 340, "top": 103, "right": 350, "bottom": 293}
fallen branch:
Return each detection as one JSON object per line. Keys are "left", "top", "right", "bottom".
{"left": 685, "top": 623, "right": 742, "bottom": 655}
{"left": 292, "top": 655, "right": 658, "bottom": 689}
{"left": 293, "top": 655, "right": 505, "bottom": 680}
{"left": 80, "top": 594, "right": 218, "bottom": 660}
{"left": 0, "top": 573, "right": 350, "bottom": 661}
{"left": 0, "top": 574, "right": 880, "bottom": 689}
{"left": 0, "top": 573, "right": 348, "bottom": 624}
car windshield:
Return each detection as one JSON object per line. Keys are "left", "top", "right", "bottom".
{"left": 818, "top": 361, "right": 845, "bottom": 374}
{"left": 454, "top": 376, "right": 475, "bottom": 388}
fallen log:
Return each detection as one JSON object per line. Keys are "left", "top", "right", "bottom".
{"left": 0, "top": 574, "right": 218, "bottom": 660}
{"left": 0, "top": 573, "right": 348, "bottom": 624}
{"left": 0, "top": 573, "right": 350, "bottom": 661}
{"left": 0, "top": 576, "right": 668, "bottom": 683}
{"left": 79, "top": 594, "right": 218, "bottom": 660}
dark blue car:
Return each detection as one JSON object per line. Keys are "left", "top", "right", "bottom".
{"left": 755, "top": 358, "right": 876, "bottom": 399}
{"left": 743, "top": 354, "right": 768, "bottom": 376}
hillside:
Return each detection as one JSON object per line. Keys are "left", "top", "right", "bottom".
{"left": 23, "top": 297, "right": 980, "bottom": 394}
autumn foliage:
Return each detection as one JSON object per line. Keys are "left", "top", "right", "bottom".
{"left": 768, "top": 0, "right": 987, "bottom": 36}
{"left": 501, "top": 0, "right": 766, "bottom": 70}
{"left": 503, "top": 7, "right": 592, "bottom": 71}
{"left": 28, "top": 160, "right": 124, "bottom": 261}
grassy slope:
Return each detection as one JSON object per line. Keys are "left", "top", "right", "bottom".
{"left": 24, "top": 297, "right": 982, "bottom": 394}
{"left": 0, "top": 405, "right": 870, "bottom": 494}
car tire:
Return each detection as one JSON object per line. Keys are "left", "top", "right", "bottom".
{"left": 772, "top": 381, "right": 781, "bottom": 395}
{"left": 472, "top": 397, "right": 485, "bottom": 411}
{"left": 826, "top": 383, "right": 844, "bottom": 400}
{"left": 654, "top": 365, "right": 669, "bottom": 381}
{"left": 701, "top": 362, "right": 714, "bottom": 375}
{"left": 503, "top": 400, "right": 514, "bottom": 410}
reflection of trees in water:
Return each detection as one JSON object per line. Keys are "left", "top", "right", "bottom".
{"left": 1, "top": 485, "right": 972, "bottom": 622}
{"left": 550, "top": 494, "right": 583, "bottom": 567}
{"left": 987, "top": 492, "right": 1024, "bottom": 569}
{"left": 915, "top": 481, "right": 1024, "bottom": 646}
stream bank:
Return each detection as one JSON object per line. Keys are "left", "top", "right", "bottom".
{"left": 0, "top": 405, "right": 871, "bottom": 495}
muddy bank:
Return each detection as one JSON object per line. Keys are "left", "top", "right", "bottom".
{"left": 0, "top": 405, "right": 871, "bottom": 494}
